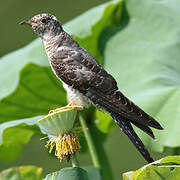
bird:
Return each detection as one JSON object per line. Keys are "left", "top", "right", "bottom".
{"left": 20, "top": 13, "right": 163, "bottom": 163}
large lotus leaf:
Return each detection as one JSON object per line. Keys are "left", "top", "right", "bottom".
{"left": 0, "top": 63, "right": 66, "bottom": 124}
{"left": 0, "top": 165, "right": 42, "bottom": 180}
{"left": 123, "top": 156, "right": 180, "bottom": 180}
{"left": 0, "top": 116, "right": 41, "bottom": 161}
{"left": 103, "top": 0, "right": 180, "bottom": 152}
{"left": 0, "top": 0, "right": 123, "bottom": 161}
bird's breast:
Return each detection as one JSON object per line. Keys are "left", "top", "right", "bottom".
{"left": 62, "top": 82, "right": 91, "bottom": 108}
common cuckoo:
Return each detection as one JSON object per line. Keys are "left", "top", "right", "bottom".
{"left": 20, "top": 13, "right": 163, "bottom": 163}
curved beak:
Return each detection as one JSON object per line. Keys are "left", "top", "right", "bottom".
{"left": 19, "top": 20, "right": 38, "bottom": 26}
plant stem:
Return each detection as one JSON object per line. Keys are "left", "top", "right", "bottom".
{"left": 79, "top": 115, "right": 101, "bottom": 168}
{"left": 71, "top": 154, "right": 79, "bottom": 167}
{"left": 79, "top": 115, "right": 114, "bottom": 180}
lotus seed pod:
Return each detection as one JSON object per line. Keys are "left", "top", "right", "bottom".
{"left": 38, "top": 108, "right": 78, "bottom": 136}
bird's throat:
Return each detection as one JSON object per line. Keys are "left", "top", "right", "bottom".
{"left": 42, "top": 33, "right": 60, "bottom": 58}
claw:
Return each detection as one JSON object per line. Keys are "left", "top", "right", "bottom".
{"left": 49, "top": 103, "right": 83, "bottom": 114}
{"left": 66, "top": 103, "right": 83, "bottom": 109}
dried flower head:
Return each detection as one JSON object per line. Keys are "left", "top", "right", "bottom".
{"left": 46, "top": 132, "right": 80, "bottom": 161}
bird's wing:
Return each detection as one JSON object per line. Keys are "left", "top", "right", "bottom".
{"left": 51, "top": 47, "right": 162, "bottom": 130}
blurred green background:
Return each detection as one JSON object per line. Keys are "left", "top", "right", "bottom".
{"left": 0, "top": 0, "right": 107, "bottom": 56}
{"left": 0, "top": 0, "right": 166, "bottom": 180}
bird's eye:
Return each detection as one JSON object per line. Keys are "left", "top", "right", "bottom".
{"left": 40, "top": 18, "right": 48, "bottom": 24}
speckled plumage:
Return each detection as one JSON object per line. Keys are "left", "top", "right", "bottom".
{"left": 20, "top": 13, "right": 163, "bottom": 163}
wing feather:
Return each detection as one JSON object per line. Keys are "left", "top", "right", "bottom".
{"left": 50, "top": 46, "right": 163, "bottom": 130}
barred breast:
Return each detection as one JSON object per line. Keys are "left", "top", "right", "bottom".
{"left": 62, "top": 82, "right": 91, "bottom": 108}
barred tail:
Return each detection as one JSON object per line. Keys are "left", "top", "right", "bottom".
{"left": 110, "top": 113, "right": 154, "bottom": 163}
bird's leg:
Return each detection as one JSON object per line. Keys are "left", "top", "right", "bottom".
{"left": 49, "top": 103, "right": 83, "bottom": 114}
{"left": 75, "top": 110, "right": 81, "bottom": 123}
{"left": 66, "top": 103, "right": 83, "bottom": 109}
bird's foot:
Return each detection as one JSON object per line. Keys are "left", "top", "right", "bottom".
{"left": 49, "top": 103, "right": 83, "bottom": 114}
{"left": 66, "top": 103, "right": 83, "bottom": 109}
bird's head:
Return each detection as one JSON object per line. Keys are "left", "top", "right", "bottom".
{"left": 20, "top": 13, "right": 62, "bottom": 37}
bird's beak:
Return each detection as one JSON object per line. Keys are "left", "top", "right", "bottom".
{"left": 19, "top": 20, "right": 38, "bottom": 26}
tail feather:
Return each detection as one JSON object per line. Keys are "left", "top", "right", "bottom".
{"left": 131, "top": 121, "right": 155, "bottom": 139}
{"left": 111, "top": 113, "right": 154, "bottom": 163}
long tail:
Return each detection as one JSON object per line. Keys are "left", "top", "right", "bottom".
{"left": 110, "top": 113, "right": 154, "bottom": 163}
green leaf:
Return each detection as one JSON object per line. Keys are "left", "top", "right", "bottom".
{"left": 0, "top": 165, "right": 42, "bottom": 180}
{"left": 44, "top": 167, "right": 103, "bottom": 180}
{"left": 95, "top": 110, "right": 115, "bottom": 134}
{"left": 0, "top": 0, "right": 123, "bottom": 161}
{"left": 0, "top": 63, "right": 66, "bottom": 124}
{"left": 0, "top": 116, "right": 40, "bottom": 161}
{"left": 44, "top": 167, "right": 88, "bottom": 180}
{"left": 103, "top": 0, "right": 180, "bottom": 152}
{"left": 123, "top": 156, "right": 180, "bottom": 180}
{"left": 65, "top": 0, "right": 123, "bottom": 65}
